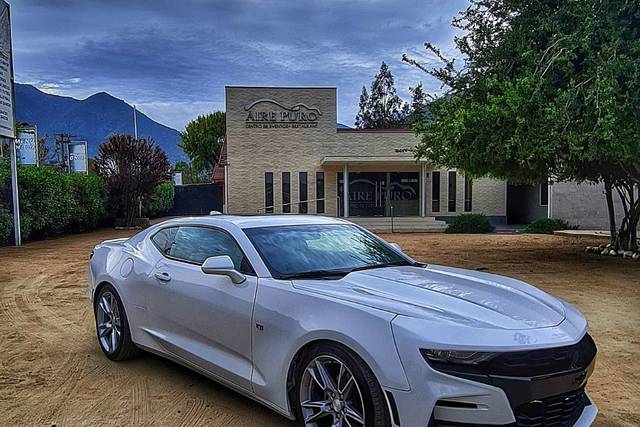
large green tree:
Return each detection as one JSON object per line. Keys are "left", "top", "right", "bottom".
{"left": 355, "top": 62, "right": 406, "bottom": 128}
{"left": 180, "top": 111, "right": 225, "bottom": 174}
{"left": 404, "top": 0, "right": 640, "bottom": 251}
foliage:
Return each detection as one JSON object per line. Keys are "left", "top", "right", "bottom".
{"left": 143, "top": 182, "right": 175, "bottom": 218}
{"left": 0, "top": 162, "right": 108, "bottom": 242}
{"left": 404, "top": 0, "right": 640, "bottom": 250}
{"left": 173, "top": 160, "right": 211, "bottom": 184}
{"left": 445, "top": 214, "right": 495, "bottom": 234}
{"left": 524, "top": 219, "right": 577, "bottom": 235}
{"left": 0, "top": 207, "right": 11, "bottom": 245}
{"left": 355, "top": 62, "right": 408, "bottom": 128}
{"left": 408, "top": 83, "right": 430, "bottom": 125}
{"left": 95, "top": 134, "right": 171, "bottom": 226}
{"left": 180, "top": 112, "right": 225, "bottom": 174}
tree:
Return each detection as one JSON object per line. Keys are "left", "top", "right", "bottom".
{"left": 354, "top": 86, "right": 372, "bottom": 128}
{"left": 180, "top": 111, "right": 225, "bottom": 175}
{"left": 354, "top": 62, "right": 406, "bottom": 128}
{"left": 408, "top": 83, "right": 430, "bottom": 125}
{"left": 403, "top": 0, "right": 640, "bottom": 251}
{"left": 173, "top": 160, "right": 210, "bottom": 184}
{"left": 95, "top": 134, "right": 171, "bottom": 226}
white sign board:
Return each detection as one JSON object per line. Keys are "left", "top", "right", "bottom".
{"left": 16, "top": 128, "right": 38, "bottom": 165}
{"left": 68, "top": 141, "right": 88, "bottom": 173}
{"left": 0, "top": 1, "right": 14, "bottom": 138}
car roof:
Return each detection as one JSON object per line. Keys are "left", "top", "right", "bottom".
{"left": 157, "top": 215, "right": 350, "bottom": 229}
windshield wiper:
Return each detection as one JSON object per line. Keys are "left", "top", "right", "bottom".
{"left": 349, "top": 260, "right": 416, "bottom": 273}
{"left": 279, "top": 269, "right": 350, "bottom": 280}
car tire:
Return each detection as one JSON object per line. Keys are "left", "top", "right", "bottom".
{"left": 94, "top": 284, "right": 139, "bottom": 361}
{"left": 293, "top": 342, "right": 391, "bottom": 427}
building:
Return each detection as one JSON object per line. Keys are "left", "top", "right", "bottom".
{"left": 221, "top": 86, "right": 507, "bottom": 231}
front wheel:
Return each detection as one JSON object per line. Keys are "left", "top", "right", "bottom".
{"left": 94, "top": 284, "right": 139, "bottom": 361}
{"left": 294, "top": 342, "right": 390, "bottom": 427}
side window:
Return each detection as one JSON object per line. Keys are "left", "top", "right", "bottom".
{"left": 151, "top": 227, "right": 178, "bottom": 255}
{"left": 169, "top": 226, "right": 254, "bottom": 274}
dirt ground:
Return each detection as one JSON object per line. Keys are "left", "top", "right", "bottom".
{"left": 0, "top": 229, "right": 638, "bottom": 426}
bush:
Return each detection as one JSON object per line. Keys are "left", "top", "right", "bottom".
{"left": 143, "top": 182, "right": 174, "bottom": 218}
{"left": 524, "top": 218, "right": 577, "bottom": 234}
{"left": 0, "top": 207, "right": 11, "bottom": 245}
{"left": 445, "top": 213, "right": 495, "bottom": 234}
{"left": 0, "top": 162, "right": 109, "bottom": 243}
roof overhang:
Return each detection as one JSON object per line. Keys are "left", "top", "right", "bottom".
{"left": 321, "top": 156, "right": 423, "bottom": 166}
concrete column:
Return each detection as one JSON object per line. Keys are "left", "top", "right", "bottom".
{"left": 420, "top": 163, "right": 427, "bottom": 217}
{"left": 343, "top": 163, "right": 349, "bottom": 217}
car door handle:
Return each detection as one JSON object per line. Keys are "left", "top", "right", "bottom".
{"left": 154, "top": 271, "right": 171, "bottom": 282}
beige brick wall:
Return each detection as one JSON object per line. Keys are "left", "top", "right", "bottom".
{"left": 225, "top": 86, "right": 506, "bottom": 218}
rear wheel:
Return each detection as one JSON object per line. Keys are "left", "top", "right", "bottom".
{"left": 294, "top": 342, "right": 390, "bottom": 427}
{"left": 94, "top": 284, "right": 139, "bottom": 360}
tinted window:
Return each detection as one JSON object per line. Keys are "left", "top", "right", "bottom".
{"left": 464, "top": 176, "right": 473, "bottom": 212}
{"left": 169, "top": 226, "right": 253, "bottom": 274}
{"left": 431, "top": 171, "right": 440, "bottom": 212}
{"left": 245, "top": 224, "right": 411, "bottom": 279}
{"left": 299, "top": 172, "right": 308, "bottom": 213}
{"left": 282, "top": 172, "right": 291, "bottom": 213}
{"left": 265, "top": 172, "right": 274, "bottom": 213}
{"left": 448, "top": 171, "right": 457, "bottom": 212}
{"left": 316, "top": 172, "right": 325, "bottom": 213}
{"left": 152, "top": 227, "right": 178, "bottom": 254}
{"left": 540, "top": 182, "right": 549, "bottom": 206}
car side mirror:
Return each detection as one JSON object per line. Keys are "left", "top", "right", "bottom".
{"left": 201, "top": 255, "right": 246, "bottom": 284}
{"left": 389, "top": 242, "right": 403, "bottom": 252}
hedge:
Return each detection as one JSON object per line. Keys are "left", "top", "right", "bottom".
{"left": 0, "top": 207, "right": 11, "bottom": 245}
{"left": 143, "top": 182, "right": 174, "bottom": 218}
{"left": 0, "top": 162, "right": 108, "bottom": 243}
{"left": 445, "top": 213, "right": 496, "bottom": 234}
{"left": 524, "top": 218, "right": 577, "bottom": 234}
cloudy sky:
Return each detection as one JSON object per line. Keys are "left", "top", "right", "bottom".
{"left": 11, "top": 0, "right": 465, "bottom": 131}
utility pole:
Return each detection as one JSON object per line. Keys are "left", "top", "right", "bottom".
{"left": 133, "top": 104, "right": 138, "bottom": 139}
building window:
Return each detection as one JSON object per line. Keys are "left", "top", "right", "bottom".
{"left": 316, "top": 172, "right": 325, "bottom": 213}
{"left": 299, "top": 172, "right": 308, "bottom": 213}
{"left": 540, "top": 181, "right": 549, "bottom": 206}
{"left": 264, "top": 172, "right": 273, "bottom": 213}
{"left": 448, "top": 171, "right": 457, "bottom": 212}
{"left": 431, "top": 171, "right": 440, "bottom": 212}
{"left": 282, "top": 172, "right": 291, "bottom": 213}
{"left": 464, "top": 176, "right": 473, "bottom": 212}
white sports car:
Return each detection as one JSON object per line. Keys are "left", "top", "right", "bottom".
{"left": 87, "top": 215, "right": 597, "bottom": 427}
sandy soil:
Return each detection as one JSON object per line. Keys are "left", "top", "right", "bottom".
{"left": 0, "top": 229, "right": 638, "bottom": 426}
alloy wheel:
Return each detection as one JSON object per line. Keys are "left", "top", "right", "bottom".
{"left": 96, "top": 291, "right": 121, "bottom": 353}
{"left": 299, "top": 355, "right": 365, "bottom": 427}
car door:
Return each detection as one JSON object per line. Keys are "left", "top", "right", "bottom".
{"left": 146, "top": 225, "right": 257, "bottom": 391}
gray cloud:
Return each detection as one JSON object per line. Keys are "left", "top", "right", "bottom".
{"left": 11, "top": 0, "right": 465, "bottom": 129}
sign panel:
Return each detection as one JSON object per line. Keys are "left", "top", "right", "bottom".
{"left": 0, "top": 1, "right": 14, "bottom": 138}
{"left": 68, "top": 141, "right": 88, "bottom": 173}
{"left": 244, "top": 99, "right": 322, "bottom": 129}
{"left": 16, "top": 128, "right": 38, "bottom": 165}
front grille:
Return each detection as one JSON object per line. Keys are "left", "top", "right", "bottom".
{"left": 514, "top": 387, "right": 589, "bottom": 426}
{"left": 486, "top": 334, "right": 597, "bottom": 377}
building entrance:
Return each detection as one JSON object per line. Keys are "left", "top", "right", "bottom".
{"left": 338, "top": 172, "right": 419, "bottom": 217}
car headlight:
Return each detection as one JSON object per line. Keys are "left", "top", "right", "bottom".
{"left": 421, "top": 349, "right": 497, "bottom": 365}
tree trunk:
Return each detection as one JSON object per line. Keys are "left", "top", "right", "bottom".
{"left": 604, "top": 177, "right": 617, "bottom": 246}
{"left": 614, "top": 183, "right": 639, "bottom": 252}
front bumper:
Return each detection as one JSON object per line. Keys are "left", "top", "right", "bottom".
{"left": 388, "top": 312, "right": 597, "bottom": 427}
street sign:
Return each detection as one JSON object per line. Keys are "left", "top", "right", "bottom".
{"left": 0, "top": 1, "right": 14, "bottom": 138}
{"left": 68, "top": 141, "right": 88, "bottom": 173}
{"left": 16, "top": 127, "right": 38, "bottom": 165}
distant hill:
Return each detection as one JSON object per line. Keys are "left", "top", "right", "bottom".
{"left": 15, "top": 83, "right": 185, "bottom": 162}
{"left": 337, "top": 123, "right": 350, "bottom": 128}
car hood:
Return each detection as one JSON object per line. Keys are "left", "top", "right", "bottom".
{"left": 292, "top": 264, "right": 566, "bottom": 330}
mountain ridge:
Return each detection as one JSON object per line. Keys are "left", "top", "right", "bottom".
{"left": 14, "top": 83, "right": 184, "bottom": 162}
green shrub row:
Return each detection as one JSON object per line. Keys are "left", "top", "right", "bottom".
{"left": 143, "top": 182, "right": 175, "bottom": 218}
{"left": 445, "top": 213, "right": 496, "bottom": 234}
{"left": 523, "top": 218, "right": 577, "bottom": 234}
{"left": 0, "top": 207, "right": 11, "bottom": 245}
{"left": 0, "top": 162, "right": 108, "bottom": 243}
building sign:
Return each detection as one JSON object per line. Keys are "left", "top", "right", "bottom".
{"left": 16, "top": 128, "right": 37, "bottom": 165}
{"left": 68, "top": 141, "right": 88, "bottom": 173}
{"left": 244, "top": 99, "right": 322, "bottom": 129}
{"left": 0, "top": 1, "right": 14, "bottom": 138}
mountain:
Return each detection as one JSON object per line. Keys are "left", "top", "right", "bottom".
{"left": 337, "top": 122, "right": 350, "bottom": 128}
{"left": 14, "top": 83, "right": 185, "bottom": 162}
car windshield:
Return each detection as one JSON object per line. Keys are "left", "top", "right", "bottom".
{"left": 244, "top": 224, "right": 416, "bottom": 279}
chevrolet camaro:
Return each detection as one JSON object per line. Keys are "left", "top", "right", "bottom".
{"left": 87, "top": 215, "right": 597, "bottom": 427}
